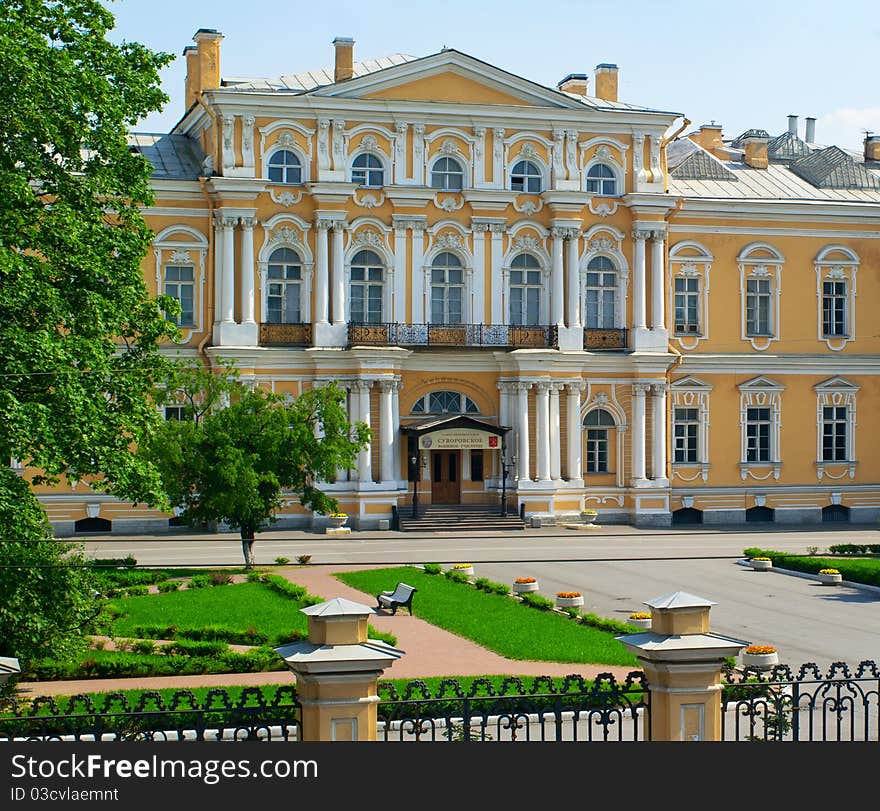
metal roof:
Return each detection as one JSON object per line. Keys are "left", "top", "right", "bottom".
{"left": 789, "top": 145, "right": 880, "bottom": 190}
{"left": 301, "top": 597, "right": 374, "bottom": 617}
{"left": 767, "top": 130, "right": 813, "bottom": 164}
{"left": 645, "top": 591, "right": 716, "bottom": 610}
{"left": 128, "top": 133, "right": 205, "bottom": 180}
{"left": 728, "top": 129, "right": 770, "bottom": 148}
{"left": 667, "top": 139, "right": 738, "bottom": 181}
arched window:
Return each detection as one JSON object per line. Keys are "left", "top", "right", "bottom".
{"left": 584, "top": 408, "right": 615, "bottom": 473}
{"left": 266, "top": 247, "right": 302, "bottom": 324}
{"left": 431, "top": 157, "right": 465, "bottom": 191}
{"left": 586, "top": 164, "right": 617, "bottom": 196}
{"left": 267, "top": 150, "right": 302, "bottom": 184}
{"left": 349, "top": 249, "right": 384, "bottom": 324}
{"left": 511, "top": 160, "right": 542, "bottom": 193}
{"left": 351, "top": 153, "right": 384, "bottom": 187}
{"left": 509, "top": 253, "right": 542, "bottom": 326}
{"left": 584, "top": 256, "right": 617, "bottom": 328}
{"left": 430, "top": 252, "right": 464, "bottom": 324}
{"left": 411, "top": 391, "right": 480, "bottom": 415}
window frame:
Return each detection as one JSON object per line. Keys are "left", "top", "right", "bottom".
{"left": 674, "top": 276, "right": 701, "bottom": 335}
{"left": 507, "top": 253, "right": 543, "bottom": 326}
{"left": 265, "top": 246, "right": 305, "bottom": 325}
{"left": 351, "top": 153, "right": 385, "bottom": 188}
{"left": 430, "top": 156, "right": 466, "bottom": 191}
{"left": 583, "top": 256, "right": 618, "bottom": 329}
{"left": 266, "top": 148, "right": 303, "bottom": 185}
{"left": 585, "top": 163, "right": 618, "bottom": 196}
{"left": 510, "top": 159, "right": 543, "bottom": 194}
{"left": 583, "top": 408, "right": 616, "bottom": 475}
{"left": 348, "top": 249, "right": 385, "bottom": 324}
{"left": 163, "top": 264, "right": 196, "bottom": 327}
{"left": 429, "top": 251, "right": 466, "bottom": 325}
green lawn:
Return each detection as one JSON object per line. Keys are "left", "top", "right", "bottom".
{"left": 335, "top": 567, "right": 639, "bottom": 667}
{"left": 109, "top": 582, "right": 307, "bottom": 642}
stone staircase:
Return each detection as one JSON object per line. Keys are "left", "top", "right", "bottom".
{"left": 396, "top": 503, "right": 525, "bottom": 533}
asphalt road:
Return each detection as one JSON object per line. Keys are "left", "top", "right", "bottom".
{"left": 79, "top": 523, "right": 880, "bottom": 673}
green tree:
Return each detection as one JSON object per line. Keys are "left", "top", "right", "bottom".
{"left": 145, "top": 361, "right": 371, "bottom": 567}
{"left": 0, "top": 0, "right": 178, "bottom": 541}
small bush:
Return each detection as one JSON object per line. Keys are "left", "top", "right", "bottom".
{"left": 187, "top": 574, "right": 212, "bottom": 589}
{"left": 262, "top": 574, "right": 308, "bottom": 601}
{"left": 130, "top": 640, "right": 156, "bottom": 655}
{"left": 209, "top": 572, "right": 233, "bottom": 586}
{"left": 160, "top": 640, "right": 229, "bottom": 657}
{"left": 123, "top": 554, "right": 137, "bottom": 568}
{"left": 275, "top": 557, "right": 290, "bottom": 565}
{"left": 423, "top": 563, "right": 442, "bottom": 575}
{"left": 122, "top": 586, "right": 148, "bottom": 597}
{"left": 157, "top": 581, "right": 180, "bottom": 593}
{"left": 246, "top": 571, "right": 265, "bottom": 583}
{"left": 296, "top": 555, "right": 312, "bottom": 565}
{"left": 474, "top": 578, "right": 510, "bottom": 596}
{"left": 445, "top": 570, "right": 470, "bottom": 584}
{"left": 519, "top": 593, "right": 555, "bottom": 611}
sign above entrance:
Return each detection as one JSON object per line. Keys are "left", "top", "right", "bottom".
{"left": 418, "top": 429, "right": 500, "bottom": 450}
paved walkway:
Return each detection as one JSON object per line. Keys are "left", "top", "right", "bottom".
{"left": 17, "top": 564, "right": 638, "bottom": 698}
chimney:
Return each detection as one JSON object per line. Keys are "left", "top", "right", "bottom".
{"left": 743, "top": 134, "right": 769, "bottom": 169}
{"left": 865, "top": 134, "right": 880, "bottom": 162}
{"left": 594, "top": 64, "right": 618, "bottom": 102}
{"left": 805, "top": 116, "right": 816, "bottom": 144}
{"left": 557, "top": 73, "right": 588, "bottom": 96}
{"left": 183, "top": 46, "right": 200, "bottom": 111}
{"left": 688, "top": 122, "right": 725, "bottom": 158}
{"left": 333, "top": 37, "right": 355, "bottom": 83}
{"left": 193, "top": 29, "right": 223, "bottom": 95}
{"left": 787, "top": 114, "right": 798, "bottom": 136}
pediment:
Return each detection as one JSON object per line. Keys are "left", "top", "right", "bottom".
{"left": 671, "top": 375, "right": 713, "bottom": 390}
{"left": 814, "top": 376, "right": 859, "bottom": 391}
{"left": 313, "top": 50, "right": 585, "bottom": 109}
{"left": 738, "top": 376, "right": 784, "bottom": 391}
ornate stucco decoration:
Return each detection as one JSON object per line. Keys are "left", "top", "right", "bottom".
{"left": 269, "top": 188, "right": 303, "bottom": 207}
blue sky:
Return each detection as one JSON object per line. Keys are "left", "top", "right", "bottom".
{"left": 107, "top": 0, "right": 880, "bottom": 152}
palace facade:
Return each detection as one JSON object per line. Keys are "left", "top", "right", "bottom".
{"left": 37, "top": 29, "right": 880, "bottom": 533}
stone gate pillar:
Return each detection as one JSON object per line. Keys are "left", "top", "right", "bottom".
{"left": 616, "top": 591, "right": 747, "bottom": 741}
{"left": 276, "top": 598, "right": 404, "bottom": 741}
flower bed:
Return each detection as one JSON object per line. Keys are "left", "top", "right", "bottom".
{"left": 627, "top": 612, "right": 652, "bottom": 629}
{"left": 555, "top": 591, "right": 584, "bottom": 609}
{"left": 742, "top": 644, "right": 778, "bottom": 669}
{"left": 512, "top": 577, "right": 539, "bottom": 595}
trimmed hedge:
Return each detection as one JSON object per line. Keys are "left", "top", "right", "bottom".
{"left": 474, "top": 577, "right": 510, "bottom": 596}
{"left": 519, "top": 593, "right": 555, "bottom": 611}
{"left": 743, "top": 548, "right": 880, "bottom": 586}
{"left": 423, "top": 563, "right": 442, "bottom": 575}
{"left": 828, "top": 544, "right": 880, "bottom": 556}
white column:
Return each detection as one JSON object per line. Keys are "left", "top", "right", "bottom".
{"left": 550, "top": 228, "right": 565, "bottom": 328}
{"left": 631, "top": 383, "right": 649, "bottom": 484}
{"left": 550, "top": 383, "right": 562, "bottom": 481}
{"left": 391, "top": 378, "right": 401, "bottom": 482}
{"left": 379, "top": 380, "right": 394, "bottom": 484}
{"left": 516, "top": 383, "right": 531, "bottom": 482}
{"left": 462, "top": 448, "right": 471, "bottom": 481}
{"left": 490, "top": 223, "right": 505, "bottom": 324}
{"left": 356, "top": 380, "right": 372, "bottom": 484}
{"left": 651, "top": 382, "right": 668, "bottom": 483}
{"left": 411, "top": 223, "right": 425, "bottom": 323}
{"left": 212, "top": 214, "right": 224, "bottom": 327}
{"left": 239, "top": 216, "right": 256, "bottom": 324}
{"left": 650, "top": 230, "right": 666, "bottom": 332}
{"left": 566, "top": 383, "right": 583, "bottom": 481}
{"left": 535, "top": 381, "right": 551, "bottom": 482}
{"left": 498, "top": 381, "right": 511, "bottom": 481}
{"left": 331, "top": 221, "right": 346, "bottom": 325}
{"left": 471, "top": 223, "right": 486, "bottom": 324}
{"left": 315, "top": 220, "right": 330, "bottom": 324}
{"left": 632, "top": 229, "right": 647, "bottom": 331}
{"left": 337, "top": 384, "right": 352, "bottom": 482}
{"left": 392, "top": 219, "right": 408, "bottom": 324}
{"left": 566, "top": 231, "right": 581, "bottom": 328}
{"left": 220, "top": 216, "right": 235, "bottom": 324}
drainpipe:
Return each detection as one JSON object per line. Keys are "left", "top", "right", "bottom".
{"left": 660, "top": 117, "right": 691, "bottom": 192}
{"left": 196, "top": 176, "right": 215, "bottom": 373}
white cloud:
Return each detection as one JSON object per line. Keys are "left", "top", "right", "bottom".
{"left": 815, "top": 108, "right": 880, "bottom": 153}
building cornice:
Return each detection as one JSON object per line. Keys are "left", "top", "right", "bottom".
{"left": 678, "top": 353, "right": 880, "bottom": 375}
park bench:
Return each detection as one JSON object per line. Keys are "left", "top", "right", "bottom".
{"left": 376, "top": 582, "right": 417, "bottom": 615}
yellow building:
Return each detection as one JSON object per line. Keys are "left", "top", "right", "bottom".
{"left": 36, "top": 29, "right": 880, "bottom": 533}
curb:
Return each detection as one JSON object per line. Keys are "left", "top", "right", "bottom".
{"left": 737, "top": 558, "right": 880, "bottom": 596}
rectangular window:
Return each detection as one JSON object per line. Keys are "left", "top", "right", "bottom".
{"left": 585, "top": 428, "right": 609, "bottom": 473}
{"left": 584, "top": 272, "right": 616, "bottom": 329}
{"left": 674, "top": 277, "right": 700, "bottom": 334}
{"left": 746, "top": 278, "right": 772, "bottom": 336}
{"left": 745, "top": 407, "right": 771, "bottom": 463}
{"left": 470, "top": 450, "right": 484, "bottom": 482}
{"left": 822, "top": 406, "right": 848, "bottom": 462}
{"left": 164, "top": 406, "right": 186, "bottom": 421}
{"left": 673, "top": 407, "right": 699, "bottom": 463}
{"left": 822, "top": 281, "right": 847, "bottom": 337}
{"left": 164, "top": 265, "right": 194, "bottom": 326}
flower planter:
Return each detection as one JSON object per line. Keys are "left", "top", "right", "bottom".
{"left": 580, "top": 512, "right": 598, "bottom": 525}
{"left": 750, "top": 559, "right": 772, "bottom": 571}
{"left": 555, "top": 595, "right": 584, "bottom": 609}
{"left": 628, "top": 617, "right": 652, "bottom": 629}
{"left": 512, "top": 580, "right": 539, "bottom": 595}
{"left": 451, "top": 565, "right": 474, "bottom": 577}
{"left": 818, "top": 572, "right": 842, "bottom": 585}
{"left": 742, "top": 651, "right": 779, "bottom": 670}
{"left": 328, "top": 515, "right": 348, "bottom": 528}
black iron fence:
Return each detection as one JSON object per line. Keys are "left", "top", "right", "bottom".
{"left": 722, "top": 660, "right": 880, "bottom": 741}
{"left": 0, "top": 687, "right": 300, "bottom": 742}
{"left": 376, "top": 673, "right": 649, "bottom": 741}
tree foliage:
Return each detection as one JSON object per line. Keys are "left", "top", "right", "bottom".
{"left": 144, "top": 361, "right": 371, "bottom": 566}
{"left": 0, "top": 0, "right": 178, "bottom": 540}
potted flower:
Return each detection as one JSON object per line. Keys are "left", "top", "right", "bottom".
{"left": 328, "top": 512, "right": 348, "bottom": 528}
{"left": 556, "top": 591, "right": 584, "bottom": 609}
{"left": 628, "top": 611, "right": 652, "bottom": 629}
{"left": 512, "top": 576, "right": 539, "bottom": 595}
{"left": 451, "top": 563, "right": 474, "bottom": 577}
{"left": 817, "top": 568, "right": 843, "bottom": 585}
{"left": 580, "top": 509, "right": 598, "bottom": 525}
{"left": 750, "top": 556, "right": 773, "bottom": 572}
{"left": 742, "top": 644, "right": 779, "bottom": 669}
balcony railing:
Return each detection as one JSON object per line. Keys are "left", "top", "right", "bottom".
{"left": 348, "top": 323, "right": 558, "bottom": 349}
{"left": 259, "top": 322, "right": 312, "bottom": 347}
{"left": 583, "top": 327, "right": 628, "bottom": 350}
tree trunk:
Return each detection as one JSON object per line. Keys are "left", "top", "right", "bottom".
{"left": 240, "top": 527, "right": 256, "bottom": 569}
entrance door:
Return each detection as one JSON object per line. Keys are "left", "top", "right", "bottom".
{"left": 431, "top": 450, "right": 460, "bottom": 504}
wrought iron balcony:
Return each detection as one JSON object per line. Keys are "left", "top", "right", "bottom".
{"left": 583, "top": 327, "right": 628, "bottom": 350}
{"left": 259, "top": 322, "right": 312, "bottom": 347}
{"left": 348, "top": 323, "right": 558, "bottom": 349}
